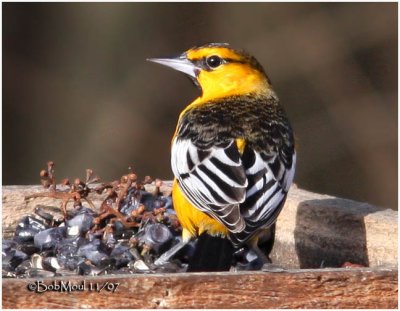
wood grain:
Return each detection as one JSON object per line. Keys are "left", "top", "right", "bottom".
{"left": 2, "top": 268, "right": 397, "bottom": 309}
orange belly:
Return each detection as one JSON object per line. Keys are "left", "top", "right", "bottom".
{"left": 172, "top": 179, "right": 229, "bottom": 242}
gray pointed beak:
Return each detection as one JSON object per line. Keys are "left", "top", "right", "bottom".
{"left": 147, "top": 56, "right": 199, "bottom": 78}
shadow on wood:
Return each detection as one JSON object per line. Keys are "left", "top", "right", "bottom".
{"left": 295, "top": 199, "right": 370, "bottom": 268}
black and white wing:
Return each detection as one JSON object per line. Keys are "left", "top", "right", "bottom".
{"left": 230, "top": 145, "right": 296, "bottom": 246}
{"left": 171, "top": 137, "right": 248, "bottom": 233}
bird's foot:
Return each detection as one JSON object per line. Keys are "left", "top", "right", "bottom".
{"left": 154, "top": 240, "right": 188, "bottom": 266}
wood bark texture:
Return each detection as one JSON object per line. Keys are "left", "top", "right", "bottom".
{"left": 2, "top": 268, "right": 398, "bottom": 309}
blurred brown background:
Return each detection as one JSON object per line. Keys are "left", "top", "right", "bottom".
{"left": 3, "top": 3, "right": 397, "bottom": 209}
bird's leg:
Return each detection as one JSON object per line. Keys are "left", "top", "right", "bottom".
{"left": 247, "top": 236, "right": 270, "bottom": 262}
{"left": 154, "top": 240, "right": 189, "bottom": 266}
{"left": 247, "top": 237, "right": 285, "bottom": 272}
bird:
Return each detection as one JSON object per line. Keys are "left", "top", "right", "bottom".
{"left": 148, "top": 43, "right": 296, "bottom": 271}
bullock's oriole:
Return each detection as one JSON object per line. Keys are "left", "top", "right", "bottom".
{"left": 148, "top": 43, "right": 296, "bottom": 271}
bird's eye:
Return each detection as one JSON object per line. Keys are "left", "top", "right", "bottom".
{"left": 206, "top": 55, "right": 222, "bottom": 69}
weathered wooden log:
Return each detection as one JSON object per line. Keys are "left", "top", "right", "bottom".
{"left": 1, "top": 185, "right": 398, "bottom": 308}
{"left": 2, "top": 268, "right": 397, "bottom": 309}
{"left": 2, "top": 184, "right": 397, "bottom": 269}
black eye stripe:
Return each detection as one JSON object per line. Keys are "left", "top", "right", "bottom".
{"left": 224, "top": 58, "right": 246, "bottom": 64}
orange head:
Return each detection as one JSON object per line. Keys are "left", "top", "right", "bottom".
{"left": 148, "top": 43, "right": 275, "bottom": 102}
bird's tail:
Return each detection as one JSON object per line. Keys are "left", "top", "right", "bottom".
{"left": 187, "top": 233, "right": 234, "bottom": 272}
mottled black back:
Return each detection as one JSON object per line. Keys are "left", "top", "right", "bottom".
{"left": 177, "top": 93, "right": 294, "bottom": 161}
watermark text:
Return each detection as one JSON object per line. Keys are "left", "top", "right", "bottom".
{"left": 27, "top": 280, "right": 120, "bottom": 293}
